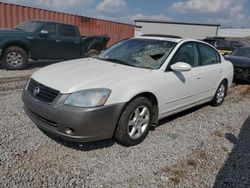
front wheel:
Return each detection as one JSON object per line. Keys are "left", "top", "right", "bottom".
{"left": 2, "top": 46, "right": 28, "bottom": 70}
{"left": 114, "top": 97, "right": 152, "bottom": 146}
{"left": 211, "top": 80, "right": 227, "bottom": 106}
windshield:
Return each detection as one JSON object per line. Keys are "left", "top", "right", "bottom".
{"left": 98, "top": 38, "right": 177, "bottom": 69}
{"left": 14, "top": 20, "right": 43, "bottom": 32}
{"left": 231, "top": 48, "right": 250, "bottom": 58}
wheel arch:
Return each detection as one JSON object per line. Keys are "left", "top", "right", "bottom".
{"left": 221, "top": 78, "right": 228, "bottom": 95}
{"left": 125, "top": 92, "right": 159, "bottom": 125}
{"left": 2, "top": 41, "right": 29, "bottom": 56}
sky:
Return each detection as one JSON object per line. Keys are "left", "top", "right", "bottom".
{"left": 1, "top": 0, "right": 250, "bottom": 28}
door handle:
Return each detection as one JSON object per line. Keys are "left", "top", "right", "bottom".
{"left": 56, "top": 39, "right": 61, "bottom": 43}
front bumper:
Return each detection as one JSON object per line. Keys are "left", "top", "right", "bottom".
{"left": 22, "top": 88, "right": 125, "bottom": 143}
{"left": 234, "top": 67, "right": 250, "bottom": 82}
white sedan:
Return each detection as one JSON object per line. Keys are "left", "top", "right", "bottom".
{"left": 22, "top": 35, "right": 233, "bottom": 146}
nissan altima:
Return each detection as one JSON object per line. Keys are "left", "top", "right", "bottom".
{"left": 22, "top": 35, "right": 234, "bottom": 146}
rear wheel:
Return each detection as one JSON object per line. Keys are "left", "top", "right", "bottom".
{"left": 87, "top": 49, "right": 99, "bottom": 57}
{"left": 114, "top": 97, "right": 152, "bottom": 146}
{"left": 2, "top": 46, "right": 28, "bottom": 70}
{"left": 211, "top": 80, "right": 227, "bottom": 106}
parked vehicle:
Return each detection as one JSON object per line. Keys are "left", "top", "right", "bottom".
{"left": 229, "top": 41, "right": 244, "bottom": 48}
{"left": 224, "top": 47, "right": 250, "bottom": 82}
{"left": 0, "top": 20, "right": 110, "bottom": 70}
{"left": 203, "top": 37, "right": 244, "bottom": 55}
{"left": 22, "top": 35, "right": 234, "bottom": 146}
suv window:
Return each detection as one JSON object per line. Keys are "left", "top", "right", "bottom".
{"left": 198, "top": 43, "right": 221, "bottom": 66}
{"left": 60, "top": 24, "right": 76, "bottom": 37}
{"left": 171, "top": 43, "right": 199, "bottom": 67}
{"left": 42, "top": 23, "right": 58, "bottom": 36}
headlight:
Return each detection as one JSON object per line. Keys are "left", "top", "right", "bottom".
{"left": 64, "top": 88, "right": 111, "bottom": 107}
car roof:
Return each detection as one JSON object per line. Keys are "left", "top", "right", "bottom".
{"left": 135, "top": 36, "right": 184, "bottom": 43}
{"left": 135, "top": 35, "right": 204, "bottom": 43}
{"left": 135, "top": 36, "right": 221, "bottom": 53}
{"left": 238, "top": 47, "right": 250, "bottom": 49}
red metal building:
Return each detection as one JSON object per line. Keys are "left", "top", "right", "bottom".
{"left": 0, "top": 2, "right": 134, "bottom": 45}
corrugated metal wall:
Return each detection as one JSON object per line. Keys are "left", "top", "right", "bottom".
{"left": 0, "top": 2, "right": 134, "bottom": 45}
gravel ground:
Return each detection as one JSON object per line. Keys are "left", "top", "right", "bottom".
{"left": 0, "top": 62, "right": 250, "bottom": 188}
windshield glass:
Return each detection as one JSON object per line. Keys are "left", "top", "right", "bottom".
{"left": 14, "top": 20, "right": 42, "bottom": 32}
{"left": 98, "top": 38, "right": 177, "bottom": 69}
{"left": 231, "top": 48, "right": 250, "bottom": 58}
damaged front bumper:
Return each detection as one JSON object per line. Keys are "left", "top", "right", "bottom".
{"left": 234, "top": 67, "right": 250, "bottom": 82}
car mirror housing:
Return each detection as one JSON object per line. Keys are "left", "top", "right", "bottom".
{"left": 171, "top": 62, "right": 192, "bottom": 72}
{"left": 40, "top": 30, "right": 49, "bottom": 37}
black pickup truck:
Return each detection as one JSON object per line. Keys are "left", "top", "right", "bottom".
{"left": 0, "top": 20, "right": 110, "bottom": 70}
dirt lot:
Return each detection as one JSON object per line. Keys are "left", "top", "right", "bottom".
{"left": 0, "top": 62, "right": 250, "bottom": 187}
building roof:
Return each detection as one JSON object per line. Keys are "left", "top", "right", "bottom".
{"left": 218, "top": 29, "right": 250, "bottom": 38}
{"left": 134, "top": 19, "right": 220, "bottom": 27}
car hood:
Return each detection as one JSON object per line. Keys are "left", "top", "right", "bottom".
{"left": 32, "top": 58, "right": 152, "bottom": 93}
{"left": 0, "top": 28, "right": 28, "bottom": 37}
{"left": 224, "top": 55, "right": 250, "bottom": 68}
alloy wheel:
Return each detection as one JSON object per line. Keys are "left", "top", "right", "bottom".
{"left": 127, "top": 105, "right": 150, "bottom": 140}
{"left": 216, "top": 84, "right": 226, "bottom": 104}
{"left": 6, "top": 52, "right": 23, "bottom": 67}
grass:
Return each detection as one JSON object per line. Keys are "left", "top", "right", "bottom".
{"left": 157, "top": 145, "right": 211, "bottom": 185}
{"left": 213, "top": 130, "right": 224, "bottom": 138}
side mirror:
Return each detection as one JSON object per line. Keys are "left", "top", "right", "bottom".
{"left": 171, "top": 62, "right": 192, "bottom": 72}
{"left": 40, "top": 30, "right": 49, "bottom": 37}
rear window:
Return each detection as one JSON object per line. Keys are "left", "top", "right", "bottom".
{"left": 59, "top": 24, "right": 76, "bottom": 37}
{"left": 198, "top": 43, "right": 221, "bottom": 66}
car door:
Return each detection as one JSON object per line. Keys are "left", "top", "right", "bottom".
{"left": 161, "top": 42, "right": 204, "bottom": 115}
{"left": 30, "top": 23, "right": 62, "bottom": 59}
{"left": 57, "top": 24, "right": 81, "bottom": 59}
{"left": 196, "top": 43, "right": 223, "bottom": 99}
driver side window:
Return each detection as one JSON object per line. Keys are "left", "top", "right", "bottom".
{"left": 171, "top": 43, "right": 199, "bottom": 67}
{"left": 42, "top": 23, "right": 58, "bottom": 37}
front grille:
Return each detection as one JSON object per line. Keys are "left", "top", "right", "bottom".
{"left": 234, "top": 67, "right": 250, "bottom": 81}
{"left": 234, "top": 67, "right": 243, "bottom": 73}
{"left": 28, "top": 79, "right": 60, "bottom": 103}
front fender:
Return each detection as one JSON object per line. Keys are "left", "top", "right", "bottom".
{"left": 105, "top": 71, "right": 165, "bottom": 111}
{"left": 0, "top": 37, "right": 30, "bottom": 54}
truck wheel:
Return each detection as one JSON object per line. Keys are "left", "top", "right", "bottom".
{"left": 87, "top": 49, "right": 99, "bottom": 57}
{"left": 114, "top": 97, "right": 152, "bottom": 146}
{"left": 2, "top": 46, "right": 28, "bottom": 70}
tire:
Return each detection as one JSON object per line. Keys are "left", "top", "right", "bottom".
{"left": 2, "top": 46, "right": 28, "bottom": 70}
{"left": 211, "top": 80, "right": 227, "bottom": 106}
{"left": 114, "top": 97, "right": 153, "bottom": 146}
{"left": 87, "top": 49, "right": 99, "bottom": 57}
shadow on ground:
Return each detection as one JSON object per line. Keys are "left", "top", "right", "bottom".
{"left": 233, "top": 79, "right": 250, "bottom": 85}
{"left": 40, "top": 128, "right": 115, "bottom": 151}
{"left": 27, "top": 60, "right": 61, "bottom": 69}
{"left": 214, "top": 116, "right": 250, "bottom": 187}
{"left": 156, "top": 103, "right": 208, "bottom": 127}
